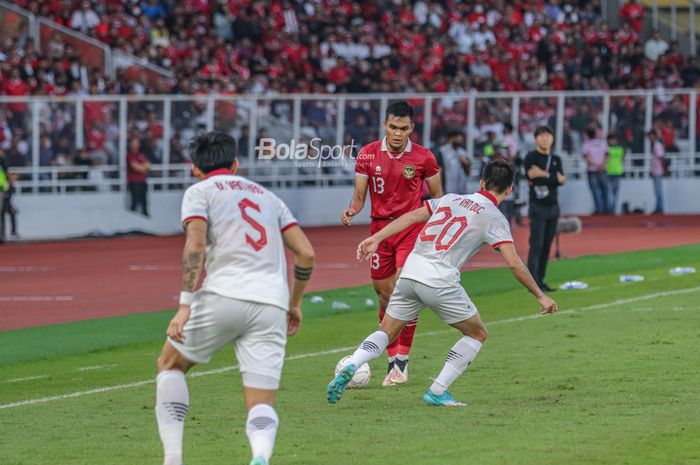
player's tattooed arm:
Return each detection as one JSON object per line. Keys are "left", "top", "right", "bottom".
{"left": 169, "top": 219, "right": 207, "bottom": 341}
{"left": 182, "top": 250, "right": 204, "bottom": 292}
{"left": 180, "top": 219, "right": 208, "bottom": 293}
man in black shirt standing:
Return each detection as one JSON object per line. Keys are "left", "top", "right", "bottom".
{"left": 524, "top": 126, "right": 567, "bottom": 292}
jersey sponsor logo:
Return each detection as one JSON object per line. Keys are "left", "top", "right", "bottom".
{"left": 403, "top": 165, "right": 415, "bottom": 179}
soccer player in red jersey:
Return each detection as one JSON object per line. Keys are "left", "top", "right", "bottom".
{"left": 341, "top": 101, "right": 443, "bottom": 386}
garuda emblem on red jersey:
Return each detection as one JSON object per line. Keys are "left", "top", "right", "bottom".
{"left": 403, "top": 165, "right": 415, "bottom": 179}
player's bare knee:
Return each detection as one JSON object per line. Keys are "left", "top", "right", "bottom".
{"left": 380, "top": 325, "right": 400, "bottom": 343}
{"left": 156, "top": 354, "right": 175, "bottom": 373}
{"left": 379, "top": 318, "right": 404, "bottom": 342}
{"left": 157, "top": 345, "right": 192, "bottom": 373}
{"left": 466, "top": 326, "right": 488, "bottom": 343}
{"left": 378, "top": 292, "right": 392, "bottom": 308}
{"left": 376, "top": 287, "right": 393, "bottom": 307}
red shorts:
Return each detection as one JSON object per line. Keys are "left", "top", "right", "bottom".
{"left": 368, "top": 220, "right": 424, "bottom": 280}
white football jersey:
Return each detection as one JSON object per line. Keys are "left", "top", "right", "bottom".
{"left": 181, "top": 170, "right": 297, "bottom": 311}
{"left": 401, "top": 191, "right": 513, "bottom": 288}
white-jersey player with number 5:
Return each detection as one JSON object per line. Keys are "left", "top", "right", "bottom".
{"left": 327, "top": 159, "right": 557, "bottom": 407}
{"left": 155, "top": 131, "right": 315, "bottom": 465}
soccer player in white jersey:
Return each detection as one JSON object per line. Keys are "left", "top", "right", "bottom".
{"left": 327, "top": 159, "right": 557, "bottom": 407}
{"left": 154, "top": 131, "right": 315, "bottom": 465}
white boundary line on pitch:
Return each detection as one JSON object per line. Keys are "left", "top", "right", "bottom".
{"left": 0, "top": 266, "right": 56, "bottom": 272}
{"left": 6, "top": 375, "right": 50, "bottom": 383}
{"left": 77, "top": 364, "right": 119, "bottom": 372}
{"left": 128, "top": 265, "right": 180, "bottom": 271}
{"left": 1, "top": 285, "right": 699, "bottom": 411}
{"left": 6, "top": 365, "right": 120, "bottom": 384}
{"left": 0, "top": 296, "right": 74, "bottom": 302}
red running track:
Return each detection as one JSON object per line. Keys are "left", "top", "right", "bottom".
{"left": 1, "top": 215, "right": 699, "bottom": 331}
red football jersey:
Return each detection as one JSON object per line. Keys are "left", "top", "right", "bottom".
{"left": 355, "top": 138, "right": 440, "bottom": 220}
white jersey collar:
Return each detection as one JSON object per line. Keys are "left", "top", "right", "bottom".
{"left": 381, "top": 137, "right": 412, "bottom": 159}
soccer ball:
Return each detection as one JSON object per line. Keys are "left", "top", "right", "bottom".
{"left": 335, "top": 355, "right": 371, "bottom": 389}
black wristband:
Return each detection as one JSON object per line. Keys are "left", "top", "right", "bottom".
{"left": 294, "top": 265, "right": 313, "bottom": 281}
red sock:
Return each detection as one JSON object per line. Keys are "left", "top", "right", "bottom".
{"left": 379, "top": 306, "right": 399, "bottom": 359}
{"left": 397, "top": 317, "right": 418, "bottom": 357}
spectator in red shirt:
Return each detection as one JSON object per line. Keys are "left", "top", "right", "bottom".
{"left": 659, "top": 120, "right": 678, "bottom": 152}
{"left": 3, "top": 69, "right": 29, "bottom": 127}
{"left": 620, "top": 0, "right": 644, "bottom": 33}
{"left": 127, "top": 136, "right": 151, "bottom": 217}
{"left": 327, "top": 57, "right": 352, "bottom": 88}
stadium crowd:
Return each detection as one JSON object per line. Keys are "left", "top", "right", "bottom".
{"left": 3, "top": 0, "right": 700, "bottom": 97}
{"left": 1, "top": 0, "right": 699, "bottom": 177}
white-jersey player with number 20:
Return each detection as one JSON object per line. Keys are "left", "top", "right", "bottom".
{"left": 155, "top": 131, "right": 315, "bottom": 465}
{"left": 327, "top": 159, "right": 557, "bottom": 407}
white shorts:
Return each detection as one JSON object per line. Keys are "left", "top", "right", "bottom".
{"left": 386, "top": 278, "right": 478, "bottom": 325}
{"left": 168, "top": 291, "right": 287, "bottom": 388}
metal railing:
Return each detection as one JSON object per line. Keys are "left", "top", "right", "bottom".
{"left": 2, "top": 89, "right": 699, "bottom": 195}
{"left": 9, "top": 149, "right": 698, "bottom": 195}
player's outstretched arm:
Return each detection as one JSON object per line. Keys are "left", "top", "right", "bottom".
{"left": 169, "top": 218, "right": 208, "bottom": 342}
{"left": 357, "top": 206, "right": 431, "bottom": 261}
{"left": 283, "top": 225, "right": 316, "bottom": 336}
{"left": 497, "top": 243, "right": 558, "bottom": 315}
{"left": 341, "top": 174, "right": 369, "bottom": 225}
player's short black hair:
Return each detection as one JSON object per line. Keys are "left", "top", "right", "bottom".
{"left": 534, "top": 125, "right": 554, "bottom": 137}
{"left": 447, "top": 129, "right": 463, "bottom": 139}
{"left": 188, "top": 131, "right": 237, "bottom": 174}
{"left": 482, "top": 158, "right": 515, "bottom": 194}
{"left": 385, "top": 100, "right": 414, "bottom": 122}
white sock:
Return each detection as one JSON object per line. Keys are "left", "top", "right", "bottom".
{"left": 155, "top": 370, "right": 189, "bottom": 465}
{"left": 430, "top": 336, "right": 482, "bottom": 395}
{"left": 246, "top": 403, "right": 279, "bottom": 462}
{"left": 350, "top": 331, "right": 390, "bottom": 367}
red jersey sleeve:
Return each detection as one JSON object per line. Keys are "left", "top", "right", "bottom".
{"left": 355, "top": 149, "right": 370, "bottom": 177}
{"left": 423, "top": 151, "right": 440, "bottom": 179}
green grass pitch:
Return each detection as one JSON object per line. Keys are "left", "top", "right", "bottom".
{"left": 1, "top": 244, "right": 699, "bottom": 465}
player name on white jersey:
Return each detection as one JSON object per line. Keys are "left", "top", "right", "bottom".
{"left": 212, "top": 179, "right": 265, "bottom": 194}
{"left": 451, "top": 197, "right": 486, "bottom": 214}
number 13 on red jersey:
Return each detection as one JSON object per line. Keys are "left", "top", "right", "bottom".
{"left": 371, "top": 176, "right": 385, "bottom": 194}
